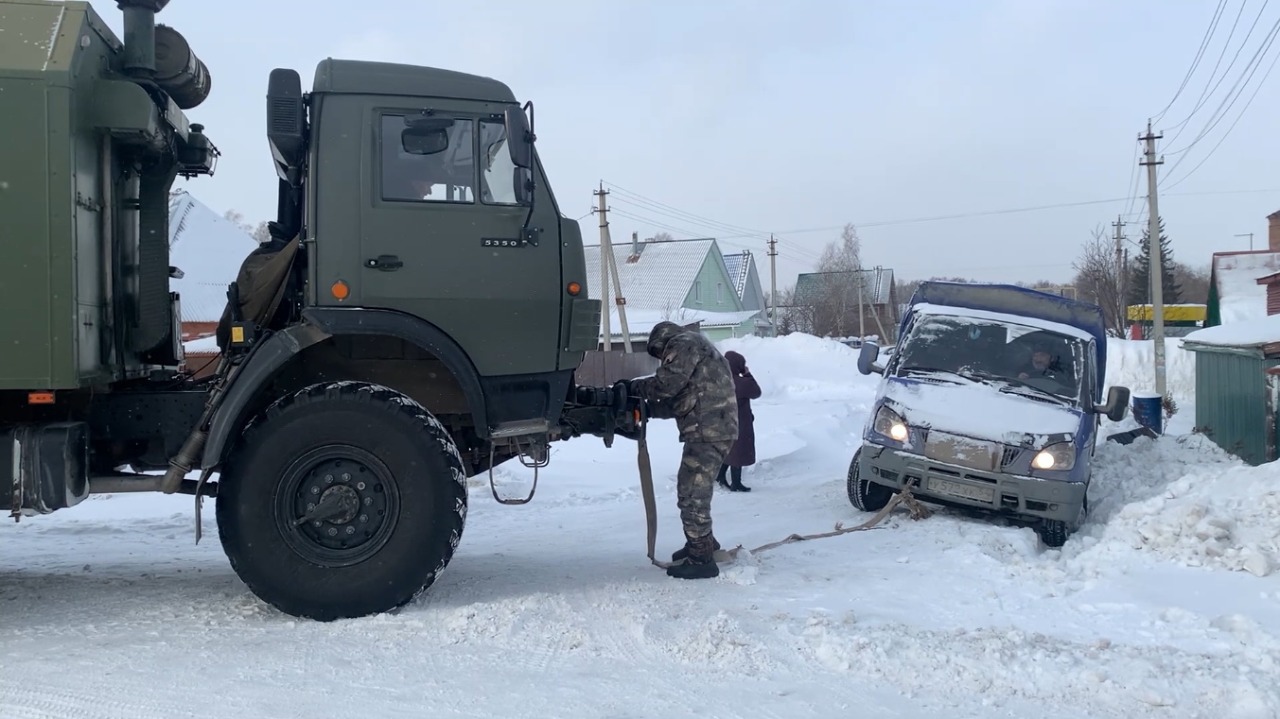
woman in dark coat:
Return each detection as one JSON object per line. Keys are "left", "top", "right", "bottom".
{"left": 717, "top": 350, "right": 762, "bottom": 492}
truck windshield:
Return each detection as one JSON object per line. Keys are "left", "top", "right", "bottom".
{"left": 891, "top": 313, "right": 1087, "bottom": 405}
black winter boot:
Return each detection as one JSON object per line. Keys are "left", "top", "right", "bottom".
{"left": 671, "top": 535, "right": 720, "bottom": 562}
{"left": 715, "top": 465, "right": 731, "bottom": 490}
{"left": 729, "top": 466, "right": 750, "bottom": 492}
{"left": 667, "top": 534, "right": 719, "bottom": 580}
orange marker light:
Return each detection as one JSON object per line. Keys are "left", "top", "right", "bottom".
{"left": 331, "top": 280, "right": 350, "bottom": 301}
{"left": 567, "top": 282, "right": 582, "bottom": 296}
{"left": 28, "top": 391, "right": 54, "bottom": 405}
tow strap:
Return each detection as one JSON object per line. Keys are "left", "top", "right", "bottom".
{"left": 636, "top": 433, "right": 931, "bottom": 570}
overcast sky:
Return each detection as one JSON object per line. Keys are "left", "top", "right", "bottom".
{"left": 101, "top": 0, "right": 1280, "bottom": 290}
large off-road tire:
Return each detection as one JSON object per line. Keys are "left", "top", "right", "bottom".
{"left": 216, "top": 381, "right": 468, "bottom": 621}
{"left": 846, "top": 448, "right": 892, "bottom": 512}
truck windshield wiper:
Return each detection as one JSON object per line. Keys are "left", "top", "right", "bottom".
{"left": 899, "top": 366, "right": 964, "bottom": 380}
{"left": 957, "top": 369, "right": 1072, "bottom": 406}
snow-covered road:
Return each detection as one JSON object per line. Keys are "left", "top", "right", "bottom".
{"left": 3, "top": 335, "right": 1278, "bottom": 718}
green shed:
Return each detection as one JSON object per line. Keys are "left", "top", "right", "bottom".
{"left": 1182, "top": 316, "right": 1280, "bottom": 466}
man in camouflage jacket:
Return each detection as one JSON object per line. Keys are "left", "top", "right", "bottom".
{"left": 623, "top": 321, "right": 739, "bottom": 579}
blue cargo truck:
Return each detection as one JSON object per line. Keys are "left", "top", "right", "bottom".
{"left": 847, "top": 282, "right": 1131, "bottom": 547}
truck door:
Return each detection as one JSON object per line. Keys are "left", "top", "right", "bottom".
{"left": 357, "top": 107, "right": 562, "bottom": 378}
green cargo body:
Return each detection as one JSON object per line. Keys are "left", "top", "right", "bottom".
{"left": 1, "top": 1, "right": 110, "bottom": 388}
{"left": 1184, "top": 339, "right": 1280, "bottom": 466}
{"left": 0, "top": 0, "right": 192, "bottom": 389}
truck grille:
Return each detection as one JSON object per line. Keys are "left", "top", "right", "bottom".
{"left": 922, "top": 431, "right": 998, "bottom": 472}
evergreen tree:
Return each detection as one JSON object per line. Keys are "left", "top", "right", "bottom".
{"left": 1127, "top": 216, "right": 1181, "bottom": 305}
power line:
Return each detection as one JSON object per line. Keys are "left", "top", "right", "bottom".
{"left": 1162, "top": 6, "right": 1278, "bottom": 162}
{"left": 1162, "top": 41, "right": 1280, "bottom": 189}
{"left": 1159, "top": 15, "right": 1280, "bottom": 187}
{"left": 1152, "top": 0, "right": 1230, "bottom": 124}
{"left": 602, "top": 180, "right": 772, "bottom": 238}
{"left": 1161, "top": 0, "right": 1255, "bottom": 140}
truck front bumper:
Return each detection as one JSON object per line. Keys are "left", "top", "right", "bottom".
{"left": 860, "top": 444, "right": 1085, "bottom": 523}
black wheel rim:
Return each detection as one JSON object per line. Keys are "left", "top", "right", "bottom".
{"left": 273, "top": 445, "right": 401, "bottom": 568}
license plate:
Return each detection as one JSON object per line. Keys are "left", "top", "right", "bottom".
{"left": 927, "top": 477, "right": 995, "bottom": 503}
{"left": 924, "top": 432, "right": 998, "bottom": 472}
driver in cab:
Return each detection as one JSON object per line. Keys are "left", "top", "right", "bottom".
{"left": 1016, "top": 343, "right": 1064, "bottom": 382}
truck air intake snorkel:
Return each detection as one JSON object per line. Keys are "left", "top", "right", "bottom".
{"left": 117, "top": 0, "right": 212, "bottom": 109}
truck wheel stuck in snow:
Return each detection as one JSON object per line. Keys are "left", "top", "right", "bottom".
{"left": 0, "top": 0, "right": 643, "bottom": 620}
{"left": 847, "top": 282, "right": 1132, "bottom": 547}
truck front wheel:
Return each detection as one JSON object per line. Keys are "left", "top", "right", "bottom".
{"left": 216, "top": 381, "right": 468, "bottom": 621}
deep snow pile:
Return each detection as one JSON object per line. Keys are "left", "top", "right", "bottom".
{"left": 1072, "top": 434, "right": 1280, "bottom": 577}
{"left": 1105, "top": 337, "right": 1195, "bottom": 404}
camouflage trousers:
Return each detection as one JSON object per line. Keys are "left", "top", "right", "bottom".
{"left": 676, "top": 440, "right": 734, "bottom": 540}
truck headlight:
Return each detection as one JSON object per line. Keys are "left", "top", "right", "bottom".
{"left": 1032, "top": 442, "right": 1075, "bottom": 471}
{"left": 873, "top": 405, "right": 909, "bottom": 442}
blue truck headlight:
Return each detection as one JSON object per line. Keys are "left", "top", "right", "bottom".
{"left": 873, "top": 405, "right": 909, "bottom": 442}
{"left": 1032, "top": 442, "right": 1075, "bottom": 471}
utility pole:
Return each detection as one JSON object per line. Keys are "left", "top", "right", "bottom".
{"left": 592, "top": 183, "right": 631, "bottom": 353}
{"left": 594, "top": 184, "right": 612, "bottom": 352}
{"left": 1140, "top": 121, "right": 1166, "bottom": 399}
{"left": 1112, "top": 215, "right": 1127, "bottom": 334}
{"left": 855, "top": 267, "right": 866, "bottom": 341}
{"left": 767, "top": 234, "right": 779, "bottom": 336}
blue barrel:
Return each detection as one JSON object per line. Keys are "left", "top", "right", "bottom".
{"left": 1131, "top": 391, "right": 1163, "bottom": 434}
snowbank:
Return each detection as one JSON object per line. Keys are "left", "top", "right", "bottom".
{"left": 1105, "top": 337, "right": 1195, "bottom": 403}
{"left": 1068, "top": 434, "right": 1280, "bottom": 576}
{"left": 1183, "top": 314, "right": 1280, "bottom": 348}
{"left": 718, "top": 332, "right": 873, "bottom": 403}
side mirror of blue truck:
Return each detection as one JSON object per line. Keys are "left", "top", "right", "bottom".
{"left": 856, "top": 341, "right": 883, "bottom": 376}
{"left": 1095, "top": 385, "right": 1131, "bottom": 423}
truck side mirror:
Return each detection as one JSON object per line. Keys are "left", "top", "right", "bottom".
{"left": 504, "top": 104, "right": 534, "bottom": 169}
{"left": 857, "top": 341, "right": 883, "bottom": 376}
{"left": 266, "top": 68, "right": 305, "bottom": 184}
{"left": 1095, "top": 386, "right": 1131, "bottom": 422}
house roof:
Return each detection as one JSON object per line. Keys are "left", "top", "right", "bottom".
{"left": 1256, "top": 271, "right": 1280, "bottom": 285}
{"left": 1184, "top": 313, "right": 1280, "bottom": 349}
{"left": 1211, "top": 250, "right": 1280, "bottom": 324}
{"left": 169, "top": 190, "right": 257, "bottom": 322}
{"left": 582, "top": 238, "right": 718, "bottom": 311}
{"left": 793, "top": 267, "right": 895, "bottom": 305}
{"left": 722, "top": 251, "right": 753, "bottom": 301}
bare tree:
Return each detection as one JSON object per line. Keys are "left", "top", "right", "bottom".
{"left": 805, "top": 223, "right": 867, "bottom": 337}
{"left": 223, "top": 209, "right": 266, "bottom": 244}
{"left": 1071, "top": 224, "right": 1126, "bottom": 336}
{"left": 1171, "top": 261, "right": 1210, "bottom": 304}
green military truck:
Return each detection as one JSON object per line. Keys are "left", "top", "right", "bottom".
{"left": 0, "top": 0, "right": 642, "bottom": 621}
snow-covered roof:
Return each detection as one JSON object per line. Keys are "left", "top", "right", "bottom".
{"left": 1183, "top": 314, "right": 1280, "bottom": 349}
{"left": 583, "top": 238, "right": 718, "bottom": 311}
{"left": 169, "top": 190, "right": 257, "bottom": 322}
{"left": 183, "top": 335, "right": 221, "bottom": 354}
{"left": 722, "top": 251, "right": 753, "bottom": 301}
{"left": 1211, "top": 250, "right": 1280, "bottom": 325}
{"left": 793, "top": 268, "right": 895, "bottom": 306}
